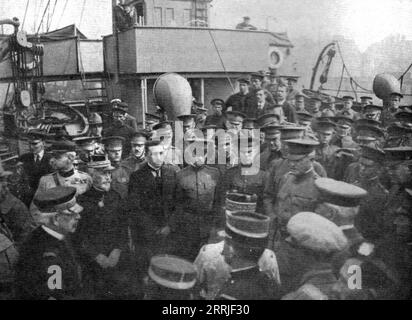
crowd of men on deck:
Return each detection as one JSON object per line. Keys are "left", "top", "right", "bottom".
{"left": 0, "top": 71, "right": 411, "bottom": 300}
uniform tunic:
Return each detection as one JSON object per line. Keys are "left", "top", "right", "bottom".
{"left": 217, "top": 266, "right": 280, "bottom": 300}
{"left": 225, "top": 92, "right": 249, "bottom": 113}
{"left": 315, "top": 143, "right": 339, "bottom": 176}
{"left": 194, "top": 241, "right": 280, "bottom": 300}
{"left": 274, "top": 169, "right": 320, "bottom": 227}
{"left": 174, "top": 165, "right": 220, "bottom": 260}
{"left": 15, "top": 226, "right": 83, "bottom": 300}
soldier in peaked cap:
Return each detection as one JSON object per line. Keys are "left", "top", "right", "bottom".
{"left": 297, "top": 111, "right": 317, "bottom": 140}
{"left": 286, "top": 76, "right": 300, "bottom": 103}
{"left": 224, "top": 110, "right": 246, "bottom": 133}
{"left": 15, "top": 186, "right": 84, "bottom": 300}
{"left": 362, "top": 104, "right": 383, "bottom": 121}
{"left": 195, "top": 106, "right": 208, "bottom": 130}
{"left": 330, "top": 115, "right": 358, "bottom": 149}
{"left": 275, "top": 212, "right": 347, "bottom": 296}
{"left": 225, "top": 78, "right": 250, "bottom": 113}
{"left": 88, "top": 112, "right": 104, "bottom": 138}
{"left": 105, "top": 103, "right": 135, "bottom": 154}
{"left": 270, "top": 139, "right": 321, "bottom": 239}
{"left": 294, "top": 93, "right": 307, "bottom": 112}
{"left": 103, "top": 136, "right": 130, "bottom": 199}
{"left": 338, "top": 95, "right": 360, "bottom": 121}
{"left": 111, "top": 99, "right": 138, "bottom": 131}
{"left": 314, "top": 178, "right": 368, "bottom": 247}
{"left": 177, "top": 114, "right": 197, "bottom": 136}
{"left": 360, "top": 96, "right": 373, "bottom": 107}
{"left": 314, "top": 121, "right": 340, "bottom": 176}
{"left": 308, "top": 97, "right": 323, "bottom": 118}
{"left": 173, "top": 138, "right": 221, "bottom": 260}
{"left": 381, "top": 91, "right": 404, "bottom": 127}
{"left": 145, "top": 113, "right": 161, "bottom": 132}
{"left": 152, "top": 121, "right": 183, "bottom": 167}
{"left": 205, "top": 99, "right": 225, "bottom": 128}
{"left": 121, "top": 131, "right": 149, "bottom": 174}
{"left": 145, "top": 255, "right": 197, "bottom": 300}
{"left": 354, "top": 124, "right": 385, "bottom": 148}
{"left": 259, "top": 124, "right": 283, "bottom": 170}
{"left": 195, "top": 211, "right": 280, "bottom": 300}
{"left": 217, "top": 136, "right": 267, "bottom": 216}
{"left": 73, "top": 136, "right": 103, "bottom": 170}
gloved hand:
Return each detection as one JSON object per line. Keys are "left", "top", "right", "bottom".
{"left": 95, "top": 254, "right": 111, "bottom": 269}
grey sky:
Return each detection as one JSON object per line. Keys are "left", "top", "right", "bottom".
{"left": 2, "top": 0, "right": 412, "bottom": 51}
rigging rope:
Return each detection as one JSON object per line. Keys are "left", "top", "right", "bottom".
{"left": 336, "top": 64, "right": 345, "bottom": 96}
{"left": 79, "top": 0, "right": 87, "bottom": 28}
{"left": 47, "top": 0, "right": 58, "bottom": 32}
{"left": 57, "top": 0, "right": 69, "bottom": 29}
{"left": 36, "top": 0, "right": 51, "bottom": 34}
{"left": 208, "top": 30, "right": 235, "bottom": 93}
{"left": 335, "top": 41, "right": 373, "bottom": 95}
{"left": 22, "top": 0, "right": 30, "bottom": 29}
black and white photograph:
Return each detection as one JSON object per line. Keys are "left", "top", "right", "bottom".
{"left": 0, "top": 0, "right": 411, "bottom": 303}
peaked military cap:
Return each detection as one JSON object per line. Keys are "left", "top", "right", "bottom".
{"left": 355, "top": 124, "right": 384, "bottom": 139}
{"left": 112, "top": 102, "right": 128, "bottom": 113}
{"left": 360, "top": 145, "right": 385, "bottom": 162}
{"left": 355, "top": 118, "right": 382, "bottom": 128}
{"left": 177, "top": 114, "right": 197, "bottom": 124}
{"left": 315, "top": 177, "right": 368, "bottom": 207}
{"left": 287, "top": 212, "right": 348, "bottom": 254}
{"left": 394, "top": 110, "right": 412, "bottom": 123}
{"left": 363, "top": 104, "right": 383, "bottom": 112}
{"left": 73, "top": 136, "right": 98, "bottom": 149}
{"left": 50, "top": 140, "right": 77, "bottom": 156}
{"left": 152, "top": 121, "right": 173, "bottom": 131}
{"left": 148, "top": 255, "right": 197, "bottom": 290}
{"left": 334, "top": 115, "right": 354, "bottom": 125}
{"left": 279, "top": 126, "right": 306, "bottom": 140}
{"left": 297, "top": 111, "right": 314, "bottom": 122}
{"left": 390, "top": 91, "right": 404, "bottom": 99}
{"left": 26, "top": 130, "right": 47, "bottom": 142}
{"left": 261, "top": 124, "right": 283, "bottom": 138}
{"left": 315, "top": 121, "right": 336, "bottom": 133}
{"left": 360, "top": 96, "right": 373, "bottom": 101}
{"left": 211, "top": 98, "right": 225, "bottom": 106}
{"left": 257, "top": 113, "right": 280, "bottom": 128}
{"left": 286, "top": 138, "right": 320, "bottom": 160}
{"left": 242, "top": 118, "right": 258, "bottom": 130}
{"left": 225, "top": 211, "right": 270, "bottom": 248}
{"left": 33, "top": 186, "right": 82, "bottom": 214}
{"left": 384, "top": 146, "right": 412, "bottom": 161}
{"left": 342, "top": 95, "right": 355, "bottom": 101}
{"left": 237, "top": 77, "right": 250, "bottom": 84}
{"left": 87, "top": 154, "right": 115, "bottom": 171}
{"left": 102, "top": 136, "right": 125, "bottom": 148}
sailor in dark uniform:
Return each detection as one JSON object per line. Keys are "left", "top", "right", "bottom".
{"left": 196, "top": 211, "right": 280, "bottom": 300}
{"left": 18, "top": 131, "right": 53, "bottom": 203}
{"left": 205, "top": 99, "right": 225, "bottom": 127}
{"left": 225, "top": 78, "right": 250, "bottom": 113}
{"left": 15, "top": 186, "right": 84, "bottom": 300}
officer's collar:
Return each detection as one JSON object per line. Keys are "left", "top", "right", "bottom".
{"left": 42, "top": 225, "right": 65, "bottom": 241}
{"left": 58, "top": 168, "right": 75, "bottom": 178}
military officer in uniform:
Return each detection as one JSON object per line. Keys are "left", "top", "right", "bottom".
{"left": 145, "top": 113, "right": 161, "bottom": 132}
{"left": 110, "top": 99, "right": 138, "bottom": 131}
{"left": 121, "top": 131, "right": 149, "bottom": 174}
{"left": 15, "top": 186, "right": 84, "bottom": 300}
{"left": 31, "top": 141, "right": 92, "bottom": 223}
{"left": 330, "top": 116, "right": 358, "bottom": 149}
{"left": 259, "top": 122, "right": 283, "bottom": 171}
{"left": 314, "top": 121, "right": 340, "bottom": 176}
{"left": 224, "top": 110, "right": 246, "bottom": 133}
{"left": 205, "top": 99, "right": 225, "bottom": 127}
{"left": 362, "top": 104, "right": 383, "bottom": 121}
{"left": 354, "top": 123, "right": 385, "bottom": 148}
{"left": 275, "top": 212, "right": 347, "bottom": 297}
{"left": 144, "top": 255, "right": 197, "bottom": 300}
{"left": 103, "top": 136, "right": 130, "bottom": 199}
{"left": 294, "top": 93, "right": 307, "bottom": 112}
{"left": 337, "top": 96, "right": 360, "bottom": 120}
{"left": 307, "top": 97, "right": 323, "bottom": 119}
{"left": 381, "top": 92, "right": 403, "bottom": 127}
{"left": 225, "top": 78, "right": 250, "bottom": 113}
{"left": 271, "top": 139, "right": 321, "bottom": 237}
{"left": 88, "top": 112, "right": 104, "bottom": 138}
{"left": 174, "top": 138, "right": 221, "bottom": 260}
{"left": 73, "top": 136, "right": 103, "bottom": 172}
{"left": 76, "top": 156, "right": 137, "bottom": 299}
{"left": 218, "top": 136, "right": 267, "bottom": 214}
{"left": 194, "top": 211, "right": 281, "bottom": 300}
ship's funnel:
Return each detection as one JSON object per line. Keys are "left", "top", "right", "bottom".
{"left": 153, "top": 73, "right": 193, "bottom": 120}
{"left": 373, "top": 73, "right": 401, "bottom": 100}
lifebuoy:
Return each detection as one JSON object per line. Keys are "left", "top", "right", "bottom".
{"left": 268, "top": 46, "right": 284, "bottom": 69}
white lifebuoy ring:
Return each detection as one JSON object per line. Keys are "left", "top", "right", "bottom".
{"left": 268, "top": 47, "right": 284, "bottom": 69}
